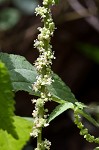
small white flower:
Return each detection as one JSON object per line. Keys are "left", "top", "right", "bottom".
{"left": 36, "top": 98, "right": 44, "bottom": 107}
{"left": 43, "top": 0, "right": 55, "bottom": 5}
{"left": 35, "top": 6, "right": 48, "bottom": 18}
{"left": 34, "top": 39, "right": 44, "bottom": 48}
{"left": 31, "top": 99, "right": 36, "bottom": 103}
{"left": 45, "top": 108, "right": 48, "bottom": 112}
{"left": 48, "top": 92, "right": 51, "bottom": 97}
{"left": 43, "top": 139, "right": 51, "bottom": 150}
{"left": 32, "top": 110, "right": 38, "bottom": 117}
{"left": 35, "top": 148, "right": 39, "bottom": 150}
{"left": 44, "top": 123, "right": 49, "bottom": 127}
{"left": 36, "top": 118, "right": 46, "bottom": 127}
{"left": 30, "top": 127, "right": 39, "bottom": 137}
{"left": 44, "top": 114, "right": 48, "bottom": 118}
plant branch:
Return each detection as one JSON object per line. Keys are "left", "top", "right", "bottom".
{"left": 67, "top": 0, "right": 99, "bottom": 31}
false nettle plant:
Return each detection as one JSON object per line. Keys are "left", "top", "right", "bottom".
{"left": 0, "top": 0, "right": 99, "bottom": 150}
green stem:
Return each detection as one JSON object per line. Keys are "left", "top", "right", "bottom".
{"left": 37, "top": 127, "right": 42, "bottom": 149}
{"left": 37, "top": 97, "right": 44, "bottom": 150}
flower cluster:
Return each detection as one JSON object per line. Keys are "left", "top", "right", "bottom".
{"left": 30, "top": 90, "right": 52, "bottom": 138}
{"left": 74, "top": 112, "right": 99, "bottom": 144}
{"left": 43, "top": 0, "right": 55, "bottom": 5}
{"left": 43, "top": 139, "right": 51, "bottom": 150}
{"left": 35, "top": 139, "right": 51, "bottom": 150}
{"left": 31, "top": 0, "right": 55, "bottom": 149}
{"left": 35, "top": 6, "right": 48, "bottom": 18}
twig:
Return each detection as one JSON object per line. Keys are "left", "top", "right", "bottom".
{"left": 67, "top": 0, "right": 99, "bottom": 31}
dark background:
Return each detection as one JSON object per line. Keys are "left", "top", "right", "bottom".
{"left": 0, "top": 0, "right": 99, "bottom": 149}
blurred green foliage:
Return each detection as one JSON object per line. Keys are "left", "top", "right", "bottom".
{"left": 0, "top": 8, "right": 20, "bottom": 31}
{"left": 0, "top": 0, "right": 7, "bottom": 3}
{"left": 77, "top": 43, "right": 99, "bottom": 64}
{"left": 13, "top": 0, "right": 39, "bottom": 15}
{"left": 0, "top": 0, "right": 39, "bottom": 31}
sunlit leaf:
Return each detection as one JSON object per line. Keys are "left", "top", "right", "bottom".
{"left": 0, "top": 61, "right": 17, "bottom": 138}
{"left": 0, "top": 116, "right": 33, "bottom": 150}
{"left": 48, "top": 102, "right": 74, "bottom": 123}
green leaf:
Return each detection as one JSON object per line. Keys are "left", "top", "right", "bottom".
{"left": 77, "top": 43, "right": 99, "bottom": 64}
{"left": 0, "top": 53, "right": 77, "bottom": 104}
{"left": 55, "top": 0, "right": 59, "bottom": 4}
{"left": 49, "top": 74, "right": 77, "bottom": 104}
{"left": 0, "top": 61, "right": 17, "bottom": 138}
{"left": 0, "top": 52, "right": 37, "bottom": 95}
{"left": 48, "top": 102, "right": 74, "bottom": 123}
{"left": 0, "top": 8, "right": 21, "bottom": 31}
{"left": 0, "top": 116, "right": 33, "bottom": 150}
{"left": 76, "top": 108, "right": 99, "bottom": 127}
